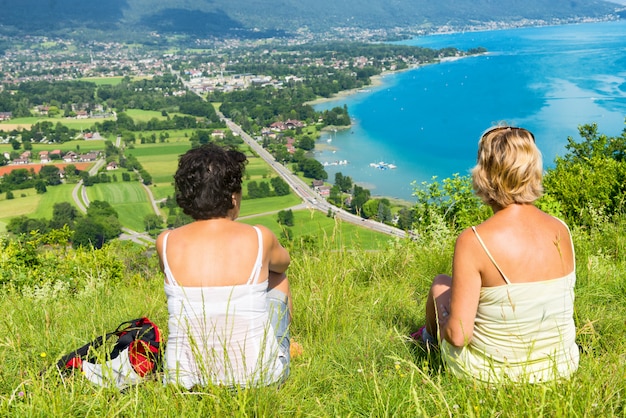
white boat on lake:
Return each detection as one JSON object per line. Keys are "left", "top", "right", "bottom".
{"left": 369, "top": 161, "right": 397, "bottom": 170}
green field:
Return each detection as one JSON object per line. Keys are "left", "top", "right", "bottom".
{"left": 125, "top": 142, "right": 191, "bottom": 158}
{"left": 0, "top": 116, "right": 44, "bottom": 125}
{"left": 1, "top": 131, "right": 395, "bottom": 246}
{"left": 86, "top": 182, "right": 156, "bottom": 231}
{"left": 0, "top": 183, "right": 79, "bottom": 233}
{"left": 79, "top": 76, "right": 124, "bottom": 86}
{"left": 0, "top": 116, "right": 115, "bottom": 130}
{"left": 133, "top": 153, "right": 180, "bottom": 184}
{"left": 148, "top": 183, "right": 175, "bottom": 201}
{"left": 0, "top": 189, "right": 42, "bottom": 232}
{"left": 239, "top": 194, "right": 301, "bottom": 217}
{"left": 245, "top": 156, "right": 275, "bottom": 178}
{"left": 132, "top": 129, "right": 196, "bottom": 143}
{"left": 0, "top": 141, "right": 105, "bottom": 157}
{"left": 31, "top": 183, "right": 80, "bottom": 218}
{"left": 58, "top": 118, "right": 115, "bottom": 129}
{"left": 125, "top": 109, "right": 190, "bottom": 123}
{"left": 240, "top": 209, "right": 392, "bottom": 250}
{"left": 126, "top": 142, "right": 190, "bottom": 192}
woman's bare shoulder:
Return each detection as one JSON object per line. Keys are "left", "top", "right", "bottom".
{"left": 252, "top": 224, "right": 279, "bottom": 241}
{"left": 453, "top": 227, "right": 483, "bottom": 255}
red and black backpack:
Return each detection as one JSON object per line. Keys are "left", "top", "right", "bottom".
{"left": 56, "top": 317, "right": 163, "bottom": 381}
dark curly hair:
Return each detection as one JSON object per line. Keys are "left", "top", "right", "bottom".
{"left": 174, "top": 144, "right": 247, "bottom": 220}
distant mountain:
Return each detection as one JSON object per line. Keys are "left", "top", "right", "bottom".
{"left": 0, "top": 0, "right": 622, "bottom": 41}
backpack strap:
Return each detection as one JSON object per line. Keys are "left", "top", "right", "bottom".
{"left": 56, "top": 330, "right": 116, "bottom": 370}
{"left": 56, "top": 317, "right": 162, "bottom": 372}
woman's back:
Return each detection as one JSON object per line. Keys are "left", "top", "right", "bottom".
{"left": 426, "top": 126, "right": 579, "bottom": 383}
{"left": 442, "top": 205, "right": 579, "bottom": 382}
{"left": 157, "top": 144, "right": 292, "bottom": 389}
{"left": 161, "top": 225, "right": 285, "bottom": 388}
{"left": 161, "top": 220, "right": 271, "bottom": 287}
{"left": 471, "top": 204, "right": 575, "bottom": 287}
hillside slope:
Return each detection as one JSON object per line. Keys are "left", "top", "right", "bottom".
{"left": 0, "top": 0, "right": 621, "bottom": 40}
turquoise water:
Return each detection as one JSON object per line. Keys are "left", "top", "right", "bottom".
{"left": 313, "top": 20, "right": 626, "bottom": 201}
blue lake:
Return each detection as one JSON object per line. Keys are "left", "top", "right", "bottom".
{"left": 313, "top": 20, "right": 626, "bottom": 201}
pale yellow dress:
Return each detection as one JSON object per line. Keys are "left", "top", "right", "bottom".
{"left": 441, "top": 226, "right": 580, "bottom": 383}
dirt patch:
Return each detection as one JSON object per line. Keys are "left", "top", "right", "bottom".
{"left": 0, "top": 124, "right": 32, "bottom": 131}
{"left": 0, "top": 162, "right": 92, "bottom": 176}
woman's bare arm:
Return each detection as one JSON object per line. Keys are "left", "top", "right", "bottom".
{"left": 441, "top": 229, "right": 482, "bottom": 347}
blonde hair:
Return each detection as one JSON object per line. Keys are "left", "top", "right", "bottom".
{"left": 471, "top": 125, "right": 543, "bottom": 208}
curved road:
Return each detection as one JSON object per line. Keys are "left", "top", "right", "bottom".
{"left": 71, "top": 156, "right": 158, "bottom": 245}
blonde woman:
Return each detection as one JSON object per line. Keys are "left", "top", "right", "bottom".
{"left": 417, "top": 125, "right": 579, "bottom": 383}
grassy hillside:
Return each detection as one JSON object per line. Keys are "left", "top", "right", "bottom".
{"left": 0, "top": 218, "right": 624, "bottom": 416}
{"left": 0, "top": 0, "right": 619, "bottom": 41}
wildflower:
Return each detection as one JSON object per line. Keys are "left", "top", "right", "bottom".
{"left": 40, "top": 352, "right": 47, "bottom": 358}
{"left": 18, "top": 391, "right": 25, "bottom": 397}
{"left": 394, "top": 362, "right": 401, "bottom": 370}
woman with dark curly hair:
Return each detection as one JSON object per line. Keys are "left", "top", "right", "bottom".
{"left": 156, "top": 144, "right": 292, "bottom": 388}
{"left": 415, "top": 125, "right": 579, "bottom": 383}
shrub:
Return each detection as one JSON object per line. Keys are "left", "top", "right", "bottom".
{"left": 411, "top": 173, "right": 489, "bottom": 233}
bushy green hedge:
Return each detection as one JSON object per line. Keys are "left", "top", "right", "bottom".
{"left": 0, "top": 234, "right": 151, "bottom": 296}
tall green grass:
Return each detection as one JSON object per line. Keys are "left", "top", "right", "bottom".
{"left": 1, "top": 218, "right": 624, "bottom": 416}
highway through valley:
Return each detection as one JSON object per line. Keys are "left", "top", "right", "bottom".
{"left": 221, "top": 114, "right": 408, "bottom": 239}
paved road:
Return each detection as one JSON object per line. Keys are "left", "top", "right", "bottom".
{"left": 70, "top": 154, "right": 159, "bottom": 244}
{"left": 72, "top": 180, "right": 87, "bottom": 213}
{"left": 71, "top": 158, "right": 105, "bottom": 214}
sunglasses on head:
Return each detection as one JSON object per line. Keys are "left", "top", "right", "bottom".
{"left": 481, "top": 126, "right": 535, "bottom": 143}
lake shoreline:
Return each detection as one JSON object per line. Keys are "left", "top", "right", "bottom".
{"left": 306, "top": 63, "right": 440, "bottom": 205}
{"left": 305, "top": 52, "right": 483, "bottom": 108}
{"left": 305, "top": 63, "right": 427, "bottom": 107}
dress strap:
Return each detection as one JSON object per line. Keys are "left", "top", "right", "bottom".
{"left": 246, "top": 226, "right": 264, "bottom": 285}
{"left": 161, "top": 232, "right": 180, "bottom": 286}
{"left": 471, "top": 226, "right": 512, "bottom": 285}
{"left": 553, "top": 216, "right": 576, "bottom": 260}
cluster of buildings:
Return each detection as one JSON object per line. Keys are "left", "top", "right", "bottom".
{"left": 184, "top": 71, "right": 304, "bottom": 95}
{"left": 0, "top": 37, "right": 170, "bottom": 85}
{"left": 3, "top": 149, "right": 101, "bottom": 165}
{"left": 181, "top": 52, "right": 413, "bottom": 97}
{"left": 261, "top": 119, "right": 308, "bottom": 154}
